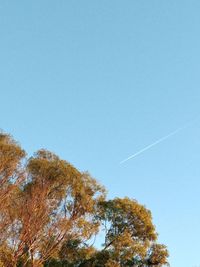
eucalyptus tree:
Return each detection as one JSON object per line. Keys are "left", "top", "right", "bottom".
{"left": 0, "top": 132, "right": 169, "bottom": 267}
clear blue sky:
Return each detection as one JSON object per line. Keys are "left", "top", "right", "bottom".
{"left": 1, "top": 1, "right": 200, "bottom": 266}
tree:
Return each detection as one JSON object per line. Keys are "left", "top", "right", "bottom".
{"left": 0, "top": 133, "right": 25, "bottom": 259}
{"left": 79, "top": 198, "right": 169, "bottom": 267}
{"left": 4, "top": 149, "right": 105, "bottom": 266}
{"left": 0, "top": 132, "right": 169, "bottom": 266}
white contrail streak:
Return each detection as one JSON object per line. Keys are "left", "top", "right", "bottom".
{"left": 120, "top": 120, "right": 195, "bottom": 164}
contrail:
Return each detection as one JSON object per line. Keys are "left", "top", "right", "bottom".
{"left": 120, "top": 119, "right": 196, "bottom": 164}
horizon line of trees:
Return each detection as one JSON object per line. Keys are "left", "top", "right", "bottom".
{"left": 0, "top": 131, "right": 169, "bottom": 267}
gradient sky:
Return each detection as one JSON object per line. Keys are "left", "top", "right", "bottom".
{"left": 1, "top": 1, "right": 200, "bottom": 266}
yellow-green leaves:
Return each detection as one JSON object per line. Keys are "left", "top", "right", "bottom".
{"left": 0, "top": 132, "right": 169, "bottom": 267}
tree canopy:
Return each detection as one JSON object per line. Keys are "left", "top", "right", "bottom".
{"left": 0, "top": 132, "right": 169, "bottom": 267}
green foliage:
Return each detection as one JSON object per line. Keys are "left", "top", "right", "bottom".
{"left": 0, "top": 132, "right": 169, "bottom": 267}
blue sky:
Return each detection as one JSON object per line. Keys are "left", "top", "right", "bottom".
{"left": 1, "top": 1, "right": 200, "bottom": 266}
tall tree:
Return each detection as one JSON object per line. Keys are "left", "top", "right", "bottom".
{"left": 79, "top": 198, "right": 169, "bottom": 267}
{"left": 5, "top": 150, "right": 105, "bottom": 266}
{"left": 0, "top": 133, "right": 25, "bottom": 248}
{"left": 0, "top": 132, "right": 169, "bottom": 267}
